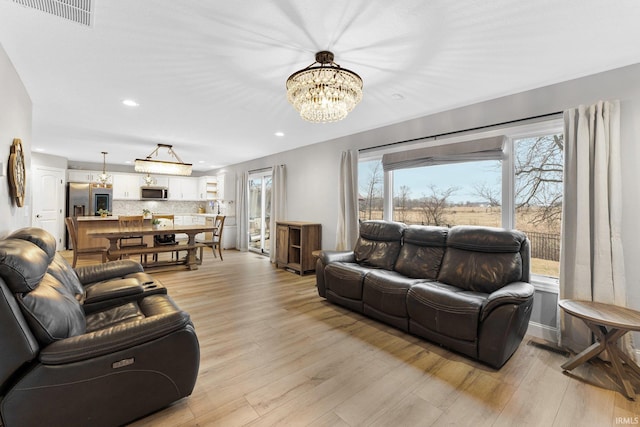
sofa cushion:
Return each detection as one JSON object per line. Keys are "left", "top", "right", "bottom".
{"left": 437, "top": 226, "right": 525, "bottom": 293}
{"left": 394, "top": 226, "right": 447, "bottom": 279}
{"left": 324, "top": 262, "right": 371, "bottom": 300}
{"left": 354, "top": 221, "right": 406, "bottom": 270}
{"left": 407, "top": 282, "right": 486, "bottom": 342}
{"left": 18, "top": 273, "right": 86, "bottom": 345}
{"left": 0, "top": 239, "right": 49, "bottom": 293}
{"left": 363, "top": 270, "right": 422, "bottom": 318}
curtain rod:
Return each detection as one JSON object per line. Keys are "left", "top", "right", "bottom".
{"left": 358, "top": 111, "right": 563, "bottom": 153}
{"left": 248, "top": 165, "right": 284, "bottom": 174}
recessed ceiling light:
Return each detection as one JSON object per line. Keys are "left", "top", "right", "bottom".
{"left": 198, "top": 160, "right": 206, "bottom": 164}
{"left": 274, "top": 131, "right": 285, "bottom": 137}
{"left": 122, "top": 99, "right": 139, "bottom": 107}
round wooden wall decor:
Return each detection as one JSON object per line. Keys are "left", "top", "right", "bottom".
{"left": 9, "top": 138, "right": 26, "bottom": 207}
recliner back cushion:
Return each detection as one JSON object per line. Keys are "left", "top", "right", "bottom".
{"left": 48, "top": 253, "right": 84, "bottom": 298}
{"left": 354, "top": 221, "right": 406, "bottom": 270}
{"left": 394, "top": 226, "right": 448, "bottom": 279}
{"left": 437, "top": 226, "right": 526, "bottom": 293}
{"left": 9, "top": 227, "right": 57, "bottom": 263}
{"left": 18, "top": 273, "right": 86, "bottom": 345}
{"left": 0, "top": 239, "right": 49, "bottom": 292}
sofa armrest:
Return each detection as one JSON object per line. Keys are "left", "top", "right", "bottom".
{"left": 319, "top": 250, "right": 355, "bottom": 264}
{"left": 74, "top": 260, "right": 144, "bottom": 285}
{"left": 39, "top": 309, "right": 191, "bottom": 365}
{"left": 480, "top": 281, "right": 534, "bottom": 321}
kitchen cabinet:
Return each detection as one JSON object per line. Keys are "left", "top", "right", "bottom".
{"left": 275, "top": 221, "right": 321, "bottom": 275}
{"left": 67, "top": 170, "right": 106, "bottom": 183}
{"left": 139, "top": 175, "right": 169, "bottom": 188}
{"left": 198, "top": 176, "right": 217, "bottom": 201}
{"left": 112, "top": 173, "right": 140, "bottom": 200}
{"left": 168, "top": 177, "right": 199, "bottom": 200}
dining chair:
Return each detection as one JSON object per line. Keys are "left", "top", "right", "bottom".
{"left": 65, "top": 216, "right": 106, "bottom": 267}
{"left": 151, "top": 214, "right": 179, "bottom": 262}
{"left": 117, "top": 215, "right": 147, "bottom": 262}
{"left": 197, "top": 215, "right": 225, "bottom": 262}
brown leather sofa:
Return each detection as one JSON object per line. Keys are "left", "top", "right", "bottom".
{"left": 0, "top": 228, "right": 200, "bottom": 427}
{"left": 316, "top": 221, "right": 533, "bottom": 368}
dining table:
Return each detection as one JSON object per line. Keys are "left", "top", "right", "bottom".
{"left": 87, "top": 223, "right": 217, "bottom": 270}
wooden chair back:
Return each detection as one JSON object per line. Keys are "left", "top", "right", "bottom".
{"left": 65, "top": 216, "right": 106, "bottom": 267}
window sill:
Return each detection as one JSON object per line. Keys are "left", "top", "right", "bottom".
{"left": 531, "top": 274, "right": 559, "bottom": 294}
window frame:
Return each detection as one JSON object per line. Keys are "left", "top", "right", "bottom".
{"left": 359, "top": 118, "right": 564, "bottom": 288}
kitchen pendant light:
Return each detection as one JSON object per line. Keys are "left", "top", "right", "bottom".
{"left": 96, "top": 151, "right": 111, "bottom": 186}
{"left": 134, "top": 144, "right": 192, "bottom": 176}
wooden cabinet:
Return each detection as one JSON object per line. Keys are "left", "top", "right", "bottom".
{"left": 275, "top": 221, "right": 321, "bottom": 275}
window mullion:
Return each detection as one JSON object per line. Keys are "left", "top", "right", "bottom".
{"left": 383, "top": 170, "right": 393, "bottom": 221}
{"left": 502, "top": 138, "right": 515, "bottom": 229}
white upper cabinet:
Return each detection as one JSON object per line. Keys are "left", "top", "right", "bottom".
{"left": 112, "top": 173, "right": 140, "bottom": 200}
{"left": 168, "top": 177, "right": 199, "bottom": 200}
{"left": 67, "top": 170, "right": 105, "bottom": 183}
{"left": 198, "top": 175, "right": 217, "bottom": 200}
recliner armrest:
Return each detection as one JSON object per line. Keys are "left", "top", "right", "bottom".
{"left": 319, "top": 250, "right": 355, "bottom": 264}
{"left": 39, "top": 309, "right": 191, "bottom": 365}
{"left": 480, "top": 281, "right": 534, "bottom": 321}
{"left": 75, "top": 260, "right": 143, "bottom": 285}
{"left": 83, "top": 278, "right": 144, "bottom": 305}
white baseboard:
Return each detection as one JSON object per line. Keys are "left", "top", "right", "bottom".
{"left": 527, "top": 320, "right": 559, "bottom": 343}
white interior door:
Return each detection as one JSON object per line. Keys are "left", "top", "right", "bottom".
{"left": 32, "top": 166, "right": 65, "bottom": 249}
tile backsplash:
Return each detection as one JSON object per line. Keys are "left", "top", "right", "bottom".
{"left": 113, "top": 200, "right": 207, "bottom": 216}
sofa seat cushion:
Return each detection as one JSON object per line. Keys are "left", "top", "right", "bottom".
{"left": 407, "top": 282, "right": 487, "bottom": 342}
{"left": 363, "top": 270, "right": 424, "bottom": 318}
{"left": 324, "top": 262, "right": 372, "bottom": 300}
{"left": 85, "top": 302, "right": 144, "bottom": 332}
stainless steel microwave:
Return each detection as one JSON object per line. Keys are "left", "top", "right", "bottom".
{"left": 140, "top": 187, "right": 168, "bottom": 200}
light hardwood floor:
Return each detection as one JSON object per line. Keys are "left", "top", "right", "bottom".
{"left": 65, "top": 250, "right": 640, "bottom": 426}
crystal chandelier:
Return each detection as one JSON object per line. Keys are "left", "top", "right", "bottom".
{"left": 134, "top": 144, "right": 192, "bottom": 176}
{"left": 96, "top": 151, "right": 111, "bottom": 186}
{"left": 286, "top": 51, "right": 363, "bottom": 123}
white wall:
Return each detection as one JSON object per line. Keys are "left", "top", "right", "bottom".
{"left": 0, "top": 43, "right": 32, "bottom": 236}
{"left": 218, "top": 63, "right": 640, "bottom": 311}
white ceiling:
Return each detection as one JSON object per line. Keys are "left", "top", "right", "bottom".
{"left": 1, "top": 0, "right": 639, "bottom": 172}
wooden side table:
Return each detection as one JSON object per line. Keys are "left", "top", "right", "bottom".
{"left": 559, "top": 299, "right": 640, "bottom": 400}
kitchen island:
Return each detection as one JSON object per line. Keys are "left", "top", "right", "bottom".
{"left": 74, "top": 216, "right": 152, "bottom": 250}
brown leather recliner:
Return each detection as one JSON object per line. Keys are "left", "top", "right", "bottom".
{"left": 0, "top": 228, "right": 200, "bottom": 427}
{"left": 316, "top": 221, "right": 533, "bottom": 368}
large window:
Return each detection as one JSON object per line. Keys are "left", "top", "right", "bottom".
{"left": 359, "top": 121, "right": 563, "bottom": 280}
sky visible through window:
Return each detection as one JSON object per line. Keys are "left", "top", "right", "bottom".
{"left": 392, "top": 161, "right": 500, "bottom": 204}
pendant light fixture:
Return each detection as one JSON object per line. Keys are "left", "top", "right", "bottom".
{"left": 134, "top": 144, "right": 192, "bottom": 176}
{"left": 96, "top": 151, "right": 111, "bottom": 186}
{"left": 286, "top": 51, "right": 363, "bottom": 123}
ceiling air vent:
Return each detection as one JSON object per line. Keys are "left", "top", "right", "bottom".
{"left": 12, "top": 0, "right": 94, "bottom": 27}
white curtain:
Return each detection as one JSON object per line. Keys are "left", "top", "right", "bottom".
{"left": 269, "top": 165, "right": 286, "bottom": 263}
{"left": 560, "top": 100, "right": 628, "bottom": 353}
{"left": 236, "top": 171, "right": 249, "bottom": 252}
{"left": 336, "top": 150, "right": 359, "bottom": 250}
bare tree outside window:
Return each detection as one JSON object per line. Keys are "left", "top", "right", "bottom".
{"left": 359, "top": 160, "right": 383, "bottom": 221}
{"left": 394, "top": 185, "right": 411, "bottom": 222}
{"left": 419, "top": 185, "right": 458, "bottom": 226}
{"left": 515, "top": 134, "right": 564, "bottom": 232}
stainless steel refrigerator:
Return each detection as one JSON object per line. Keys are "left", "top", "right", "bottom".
{"left": 66, "top": 182, "right": 113, "bottom": 248}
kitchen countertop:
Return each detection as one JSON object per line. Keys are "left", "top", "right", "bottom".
{"left": 76, "top": 213, "right": 234, "bottom": 221}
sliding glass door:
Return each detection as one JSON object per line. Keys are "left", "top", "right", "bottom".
{"left": 248, "top": 170, "right": 272, "bottom": 254}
